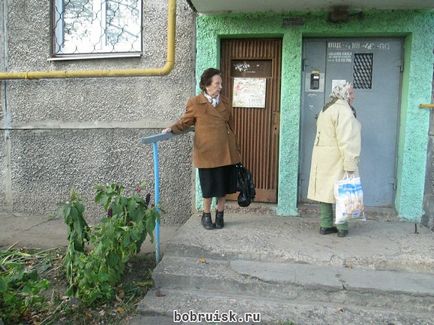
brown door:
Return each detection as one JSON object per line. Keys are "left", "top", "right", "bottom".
{"left": 221, "top": 39, "right": 282, "bottom": 202}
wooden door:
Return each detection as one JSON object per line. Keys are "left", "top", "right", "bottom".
{"left": 221, "top": 39, "right": 282, "bottom": 202}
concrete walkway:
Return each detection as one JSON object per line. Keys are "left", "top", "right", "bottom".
{"left": 0, "top": 212, "right": 180, "bottom": 253}
{"left": 2, "top": 208, "right": 434, "bottom": 324}
{"left": 3, "top": 207, "right": 432, "bottom": 272}
{"left": 162, "top": 210, "right": 434, "bottom": 273}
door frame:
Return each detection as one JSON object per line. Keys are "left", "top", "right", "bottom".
{"left": 220, "top": 38, "right": 282, "bottom": 203}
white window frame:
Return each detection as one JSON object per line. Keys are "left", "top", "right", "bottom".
{"left": 51, "top": 0, "right": 143, "bottom": 60}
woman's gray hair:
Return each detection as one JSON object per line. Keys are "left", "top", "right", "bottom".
{"left": 329, "top": 81, "right": 353, "bottom": 102}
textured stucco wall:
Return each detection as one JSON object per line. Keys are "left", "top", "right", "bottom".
{"left": 196, "top": 10, "right": 434, "bottom": 221}
{"left": 0, "top": 0, "right": 196, "bottom": 223}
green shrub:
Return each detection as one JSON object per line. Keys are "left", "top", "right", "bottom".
{"left": 59, "top": 183, "right": 159, "bottom": 306}
{"left": 0, "top": 250, "right": 49, "bottom": 323}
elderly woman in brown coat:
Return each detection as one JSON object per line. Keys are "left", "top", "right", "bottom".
{"left": 162, "top": 68, "right": 241, "bottom": 230}
{"left": 307, "top": 82, "right": 361, "bottom": 237}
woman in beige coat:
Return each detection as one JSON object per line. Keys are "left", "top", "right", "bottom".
{"left": 162, "top": 68, "right": 241, "bottom": 230}
{"left": 307, "top": 82, "right": 361, "bottom": 237}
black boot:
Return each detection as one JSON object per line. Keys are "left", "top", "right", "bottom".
{"left": 319, "top": 226, "right": 338, "bottom": 235}
{"left": 201, "top": 212, "right": 214, "bottom": 230}
{"left": 215, "top": 210, "right": 224, "bottom": 229}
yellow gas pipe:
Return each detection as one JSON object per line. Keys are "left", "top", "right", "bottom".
{"left": 0, "top": 0, "right": 176, "bottom": 80}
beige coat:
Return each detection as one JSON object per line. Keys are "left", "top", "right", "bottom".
{"left": 170, "top": 93, "right": 241, "bottom": 168}
{"left": 307, "top": 99, "right": 361, "bottom": 203}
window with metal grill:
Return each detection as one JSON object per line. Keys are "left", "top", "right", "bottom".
{"left": 353, "top": 53, "right": 373, "bottom": 89}
{"left": 52, "top": 0, "right": 142, "bottom": 59}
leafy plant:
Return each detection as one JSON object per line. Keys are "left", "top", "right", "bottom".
{"left": 0, "top": 249, "right": 50, "bottom": 324}
{"left": 61, "top": 190, "right": 90, "bottom": 295}
{"left": 59, "top": 182, "right": 159, "bottom": 306}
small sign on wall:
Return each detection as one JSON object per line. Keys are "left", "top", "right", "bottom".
{"left": 232, "top": 77, "right": 266, "bottom": 108}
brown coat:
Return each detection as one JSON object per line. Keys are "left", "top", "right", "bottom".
{"left": 170, "top": 93, "right": 241, "bottom": 168}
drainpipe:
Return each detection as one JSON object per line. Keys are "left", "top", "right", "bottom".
{"left": 1, "top": 0, "right": 13, "bottom": 211}
{"left": 0, "top": 0, "right": 176, "bottom": 80}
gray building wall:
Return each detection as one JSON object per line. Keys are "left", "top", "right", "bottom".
{"left": 422, "top": 67, "right": 434, "bottom": 230}
{"left": 0, "top": 0, "right": 196, "bottom": 224}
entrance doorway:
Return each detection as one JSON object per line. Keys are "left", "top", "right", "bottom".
{"left": 220, "top": 39, "right": 282, "bottom": 203}
{"left": 299, "top": 38, "right": 403, "bottom": 207}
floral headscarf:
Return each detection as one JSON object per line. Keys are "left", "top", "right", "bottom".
{"left": 322, "top": 81, "right": 356, "bottom": 117}
{"left": 329, "top": 81, "right": 353, "bottom": 102}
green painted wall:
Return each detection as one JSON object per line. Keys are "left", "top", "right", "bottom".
{"left": 195, "top": 10, "right": 434, "bottom": 222}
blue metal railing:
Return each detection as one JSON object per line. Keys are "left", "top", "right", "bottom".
{"left": 141, "top": 132, "right": 175, "bottom": 263}
{"left": 141, "top": 130, "right": 194, "bottom": 262}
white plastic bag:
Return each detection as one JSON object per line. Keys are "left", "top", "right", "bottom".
{"left": 334, "top": 174, "right": 365, "bottom": 224}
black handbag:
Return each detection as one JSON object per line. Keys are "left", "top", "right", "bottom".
{"left": 236, "top": 163, "right": 256, "bottom": 207}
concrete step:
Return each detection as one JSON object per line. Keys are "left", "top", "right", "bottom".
{"left": 164, "top": 213, "right": 434, "bottom": 273}
{"left": 152, "top": 255, "right": 434, "bottom": 314}
{"left": 137, "top": 288, "right": 434, "bottom": 325}
{"left": 137, "top": 212, "right": 434, "bottom": 324}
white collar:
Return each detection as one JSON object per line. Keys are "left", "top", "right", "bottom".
{"left": 203, "top": 92, "right": 220, "bottom": 107}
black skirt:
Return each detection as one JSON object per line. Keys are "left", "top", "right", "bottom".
{"left": 198, "top": 164, "right": 237, "bottom": 198}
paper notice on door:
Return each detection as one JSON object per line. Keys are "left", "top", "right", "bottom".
{"left": 331, "top": 80, "right": 348, "bottom": 92}
{"left": 232, "top": 77, "right": 266, "bottom": 108}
